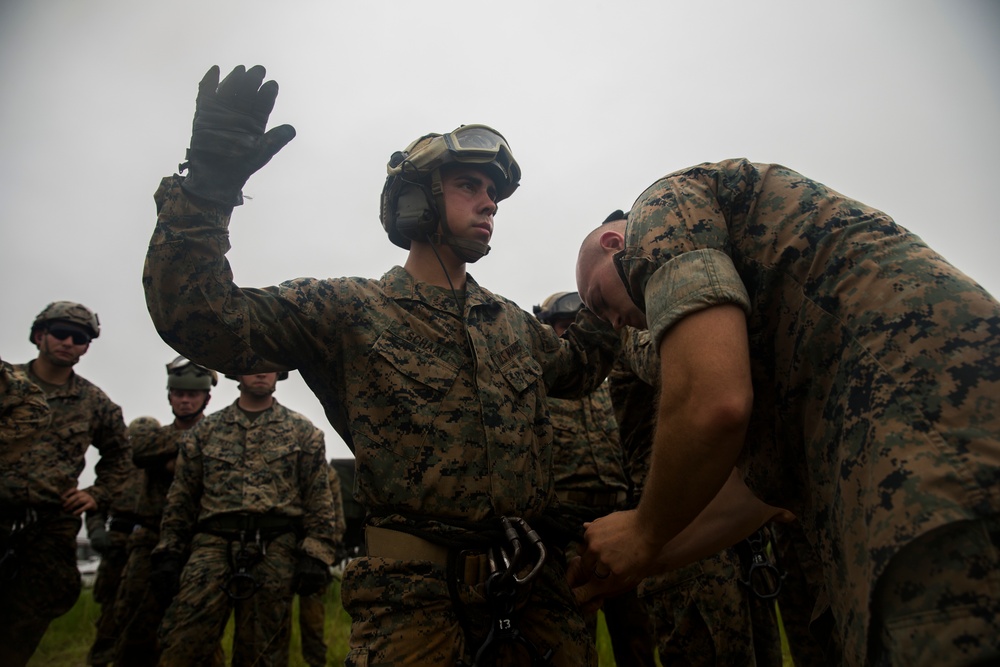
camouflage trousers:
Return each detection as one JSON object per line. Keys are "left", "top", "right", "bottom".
{"left": 298, "top": 588, "right": 329, "bottom": 667}
{"left": 158, "top": 531, "right": 298, "bottom": 667}
{"left": 113, "top": 528, "right": 180, "bottom": 667}
{"left": 342, "top": 551, "right": 597, "bottom": 666}
{"left": 638, "top": 544, "right": 782, "bottom": 667}
{"left": 0, "top": 512, "right": 81, "bottom": 667}
{"left": 86, "top": 529, "right": 130, "bottom": 665}
{"left": 867, "top": 515, "right": 1000, "bottom": 667}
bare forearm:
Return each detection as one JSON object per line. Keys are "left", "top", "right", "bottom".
{"left": 637, "top": 304, "right": 752, "bottom": 545}
{"left": 651, "top": 469, "right": 793, "bottom": 570}
{"left": 635, "top": 408, "right": 744, "bottom": 545}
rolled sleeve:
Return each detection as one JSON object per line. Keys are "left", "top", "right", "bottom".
{"left": 645, "top": 248, "right": 751, "bottom": 346}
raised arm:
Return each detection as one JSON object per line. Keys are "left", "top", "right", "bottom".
{"left": 142, "top": 65, "right": 298, "bottom": 374}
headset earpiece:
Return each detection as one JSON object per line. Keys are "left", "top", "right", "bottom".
{"left": 394, "top": 184, "right": 439, "bottom": 241}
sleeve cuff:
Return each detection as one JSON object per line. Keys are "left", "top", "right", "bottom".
{"left": 645, "top": 248, "right": 751, "bottom": 346}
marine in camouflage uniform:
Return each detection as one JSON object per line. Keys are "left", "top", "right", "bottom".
{"left": 112, "top": 357, "right": 220, "bottom": 667}
{"left": 0, "top": 355, "right": 50, "bottom": 444}
{"left": 0, "top": 302, "right": 129, "bottom": 667}
{"left": 609, "top": 324, "right": 784, "bottom": 667}
{"left": 576, "top": 159, "right": 1000, "bottom": 665}
{"left": 0, "top": 354, "right": 51, "bottom": 578}
{"left": 152, "top": 372, "right": 338, "bottom": 667}
{"left": 534, "top": 292, "right": 656, "bottom": 667}
{"left": 142, "top": 65, "right": 618, "bottom": 666}
{"left": 85, "top": 419, "right": 150, "bottom": 667}
{"left": 296, "top": 463, "right": 346, "bottom": 667}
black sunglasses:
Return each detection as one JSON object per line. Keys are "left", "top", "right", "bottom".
{"left": 47, "top": 327, "right": 91, "bottom": 345}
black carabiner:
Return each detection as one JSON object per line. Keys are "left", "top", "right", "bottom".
{"left": 738, "top": 529, "right": 785, "bottom": 599}
{"left": 503, "top": 517, "right": 546, "bottom": 585}
{"left": 223, "top": 529, "right": 263, "bottom": 601}
{"left": 472, "top": 555, "right": 554, "bottom": 667}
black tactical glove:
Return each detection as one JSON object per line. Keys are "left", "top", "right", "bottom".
{"left": 88, "top": 525, "right": 113, "bottom": 556}
{"left": 149, "top": 551, "right": 184, "bottom": 606}
{"left": 293, "top": 554, "right": 331, "bottom": 597}
{"left": 180, "top": 64, "right": 296, "bottom": 207}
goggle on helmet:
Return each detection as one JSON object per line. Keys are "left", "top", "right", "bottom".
{"left": 380, "top": 124, "right": 521, "bottom": 250}
{"left": 166, "top": 356, "right": 219, "bottom": 390}
{"left": 533, "top": 292, "right": 584, "bottom": 325}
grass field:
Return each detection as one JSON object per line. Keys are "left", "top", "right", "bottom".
{"left": 29, "top": 582, "right": 353, "bottom": 667}
{"left": 28, "top": 582, "right": 793, "bottom": 666}
{"left": 28, "top": 581, "right": 632, "bottom": 666}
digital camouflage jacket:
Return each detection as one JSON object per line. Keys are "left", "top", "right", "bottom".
{"left": 3, "top": 362, "right": 129, "bottom": 511}
{"left": 132, "top": 424, "right": 192, "bottom": 525}
{"left": 143, "top": 176, "right": 619, "bottom": 534}
{"left": 548, "top": 382, "right": 629, "bottom": 518}
{"left": 619, "top": 158, "right": 1000, "bottom": 661}
{"left": 0, "top": 359, "right": 50, "bottom": 451}
{"left": 156, "top": 399, "right": 338, "bottom": 564}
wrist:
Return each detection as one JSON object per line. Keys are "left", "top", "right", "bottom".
{"left": 180, "top": 171, "right": 244, "bottom": 208}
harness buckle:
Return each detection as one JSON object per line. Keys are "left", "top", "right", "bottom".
{"left": 222, "top": 529, "right": 264, "bottom": 600}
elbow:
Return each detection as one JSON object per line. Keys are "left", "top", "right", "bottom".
{"left": 684, "top": 386, "right": 753, "bottom": 447}
{"left": 708, "top": 392, "right": 753, "bottom": 438}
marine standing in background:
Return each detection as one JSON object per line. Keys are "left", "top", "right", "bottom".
{"left": 0, "top": 301, "right": 129, "bottom": 667}
{"left": 142, "top": 64, "right": 619, "bottom": 666}
{"left": 151, "top": 371, "right": 338, "bottom": 667}
{"left": 113, "top": 356, "right": 220, "bottom": 667}
{"left": 296, "top": 462, "right": 347, "bottom": 667}
{"left": 85, "top": 416, "right": 152, "bottom": 667}
{"left": 533, "top": 291, "right": 656, "bottom": 667}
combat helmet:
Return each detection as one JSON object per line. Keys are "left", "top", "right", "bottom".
{"left": 127, "top": 415, "right": 162, "bottom": 439}
{"left": 166, "top": 355, "right": 219, "bottom": 391}
{"left": 533, "top": 291, "right": 584, "bottom": 325}
{"left": 379, "top": 124, "right": 521, "bottom": 262}
{"left": 29, "top": 301, "right": 100, "bottom": 345}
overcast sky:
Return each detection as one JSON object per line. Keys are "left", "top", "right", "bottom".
{"left": 1, "top": 1, "right": 998, "bottom": 486}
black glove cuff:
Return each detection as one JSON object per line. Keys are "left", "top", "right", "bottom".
{"left": 294, "top": 554, "right": 331, "bottom": 596}
{"left": 179, "top": 150, "right": 246, "bottom": 207}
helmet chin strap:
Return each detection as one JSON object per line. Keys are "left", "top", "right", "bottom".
{"left": 173, "top": 400, "right": 208, "bottom": 425}
{"left": 428, "top": 233, "right": 490, "bottom": 263}
{"left": 427, "top": 168, "right": 490, "bottom": 263}
{"left": 173, "top": 409, "right": 202, "bottom": 425}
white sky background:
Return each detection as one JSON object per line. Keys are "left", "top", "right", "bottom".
{"left": 1, "top": 1, "right": 997, "bottom": 488}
